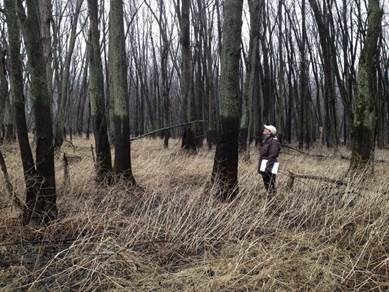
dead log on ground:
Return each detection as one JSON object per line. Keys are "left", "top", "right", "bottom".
{"left": 287, "top": 171, "right": 348, "bottom": 189}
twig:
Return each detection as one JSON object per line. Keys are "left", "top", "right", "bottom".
{"left": 130, "top": 120, "right": 208, "bottom": 142}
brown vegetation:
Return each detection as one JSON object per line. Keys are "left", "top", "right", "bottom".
{"left": 0, "top": 138, "right": 388, "bottom": 291}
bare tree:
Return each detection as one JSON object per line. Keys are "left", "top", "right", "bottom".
{"left": 54, "top": 0, "right": 84, "bottom": 148}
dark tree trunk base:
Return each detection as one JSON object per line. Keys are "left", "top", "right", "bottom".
{"left": 349, "top": 124, "right": 374, "bottom": 172}
{"left": 113, "top": 116, "right": 136, "bottom": 185}
{"left": 238, "top": 128, "right": 248, "bottom": 153}
{"left": 163, "top": 130, "right": 170, "bottom": 148}
{"left": 182, "top": 127, "right": 197, "bottom": 151}
{"left": 211, "top": 117, "right": 239, "bottom": 201}
{"left": 207, "top": 129, "right": 217, "bottom": 150}
{"left": 5, "top": 124, "right": 15, "bottom": 142}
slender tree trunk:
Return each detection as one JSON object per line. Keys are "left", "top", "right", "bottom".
{"left": 55, "top": 0, "right": 83, "bottom": 148}
{"left": 211, "top": 0, "right": 243, "bottom": 201}
{"left": 0, "top": 48, "right": 8, "bottom": 142}
{"left": 206, "top": 21, "right": 216, "bottom": 149}
{"left": 299, "top": 0, "right": 311, "bottom": 149}
{"left": 239, "top": 0, "right": 260, "bottom": 154}
{"left": 180, "top": 0, "right": 196, "bottom": 151}
{"left": 5, "top": 0, "right": 38, "bottom": 225}
{"left": 77, "top": 49, "right": 90, "bottom": 135}
{"left": 87, "top": 0, "right": 113, "bottom": 181}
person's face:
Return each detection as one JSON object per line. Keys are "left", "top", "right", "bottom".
{"left": 263, "top": 128, "right": 271, "bottom": 136}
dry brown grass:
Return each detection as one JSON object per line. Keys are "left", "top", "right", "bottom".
{"left": 0, "top": 137, "right": 388, "bottom": 291}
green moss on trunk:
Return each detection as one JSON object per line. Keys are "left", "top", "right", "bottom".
{"left": 350, "top": 0, "right": 383, "bottom": 172}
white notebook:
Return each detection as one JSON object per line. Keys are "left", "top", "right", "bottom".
{"left": 260, "top": 159, "right": 279, "bottom": 174}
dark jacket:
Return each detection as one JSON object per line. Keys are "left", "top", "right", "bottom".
{"left": 258, "top": 136, "right": 281, "bottom": 173}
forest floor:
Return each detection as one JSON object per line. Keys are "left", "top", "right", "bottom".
{"left": 0, "top": 137, "right": 388, "bottom": 291}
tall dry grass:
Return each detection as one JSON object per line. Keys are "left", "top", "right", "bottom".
{"left": 0, "top": 137, "right": 388, "bottom": 291}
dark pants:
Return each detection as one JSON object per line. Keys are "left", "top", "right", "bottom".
{"left": 261, "top": 172, "right": 276, "bottom": 195}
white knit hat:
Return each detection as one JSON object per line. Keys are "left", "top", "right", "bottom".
{"left": 264, "top": 125, "right": 277, "bottom": 135}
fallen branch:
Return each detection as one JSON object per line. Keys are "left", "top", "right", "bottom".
{"left": 0, "top": 149, "right": 24, "bottom": 210}
{"left": 130, "top": 120, "right": 208, "bottom": 142}
{"left": 286, "top": 170, "right": 348, "bottom": 189}
{"left": 340, "top": 155, "right": 388, "bottom": 164}
{"left": 281, "top": 144, "right": 330, "bottom": 159}
{"left": 64, "top": 139, "right": 77, "bottom": 153}
{"left": 282, "top": 145, "right": 389, "bottom": 164}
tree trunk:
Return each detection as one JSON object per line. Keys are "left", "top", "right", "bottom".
{"left": 5, "top": 0, "right": 39, "bottom": 225}
{"left": 239, "top": 0, "right": 260, "bottom": 154}
{"left": 39, "top": 0, "right": 54, "bottom": 100}
{"left": 211, "top": 0, "right": 243, "bottom": 201}
{"left": 109, "top": 0, "right": 136, "bottom": 184}
{"left": 0, "top": 48, "right": 8, "bottom": 142}
{"left": 18, "top": 0, "right": 58, "bottom": 225}
{"left": 180, "top": 0, "right": 196, "bottom": 151}
{"left": 299, "top": 0, "right": 311, "bottom": 149}
{"left": 87, "top": 0, "right": 113, "bottom": 181}
{"left": 350, "top": 0, "right": 383, "bottom": 171}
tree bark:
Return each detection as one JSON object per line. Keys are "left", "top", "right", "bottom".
{"left": 109, "top": 0, "right": 136, "bottom": 184}
{"left": 239, "top": 0, "right": 260, "bottom": 154}
{"left": 18, "top": 0, "right": 58, "bottom": 225}
{"left": 211, "top": 0, "right": 243, "bottom": 201}
{"left": 180, "top": 0, "right": 196, "bottom": 151}
{"left": 87, "top": 0, "right": 113, "bottom": 181}
{"left": 350, "top": 0, "right": 383, "bottom": 171}
{"left": 5, "top": 0, "right": 38, "bottom": 225}
{"left": 0, "top": 48, "right": 8, "bottom": 142}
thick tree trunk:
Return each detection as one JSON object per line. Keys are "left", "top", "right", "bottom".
{"left": 211, "top": 0, "right": 243, "bottom": 201}
{"left": 87, "top": 0, "right": 113, "bottom": 181}
{"left": 109, "top": 0, "right": 136, "bottom": 184}
{"left": 350, "top": 0, "right": 383, "bottom": 171}
{"left": 18, "top": 0, "right": 58, "bottom": 225}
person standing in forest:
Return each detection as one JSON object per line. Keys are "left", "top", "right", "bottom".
{"left": 258, "top": 125, "right": 281, "bottom": 196}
